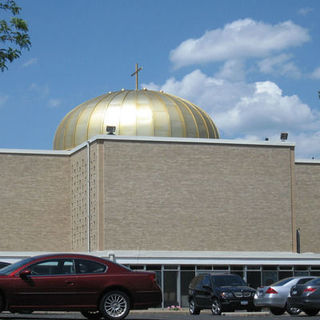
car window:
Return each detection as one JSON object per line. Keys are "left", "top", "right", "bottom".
{"left": 271, "top": 277, "right": 295, "bottom": 286}
{"left": 194, "top": 276, "right": 204, "bottom": 290}
{"left": 26, "top": 259, "right": 75, "bottom": 276}
{"left": 189, "top": 276, "right": 200, "bottom": 289}
{"left": 212, "top": 275, "right": 246, "bottom": 286}
{"left": 202, "top": 275, "right": 211, "bottom": 287}
{"left": 297, "top": 278, "right": 315, "bottom": 285}
{"left": 305, "top": 278, "right": 320, "bottom": 286}
{"left": 76, "top": 259, "right": 107, "bottom": 274}
{"left": 0, "top": 257, "right": 34, "bottom": 275}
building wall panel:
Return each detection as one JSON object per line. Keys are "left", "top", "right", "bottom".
{"left": 295, "top": 163, "right": 320, "bottom": 253}
{"left": 0, "top": 153, "right": 71, "bottom": 251}
{"left": 102, "top": 141, "right": 294, "bottom": 252}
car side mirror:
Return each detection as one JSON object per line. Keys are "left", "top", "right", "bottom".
{"left": 20, "top": 269, "right": 31, "bottom": 278}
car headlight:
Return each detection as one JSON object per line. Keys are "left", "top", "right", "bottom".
{"left": 220, "top": 292, "right": 234, "bottom": 299}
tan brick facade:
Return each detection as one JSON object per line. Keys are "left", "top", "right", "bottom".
{"left": 295, "top": 162, "right": 320, "bottom": 253}
{"left": 0, "top": 137, "right": 318, "bottom": 254}
{"left": 102, "top": 140, "right": 294, "bottom": 252}
{"left": 0, "top": 152, "right": 71, "bottom": 251}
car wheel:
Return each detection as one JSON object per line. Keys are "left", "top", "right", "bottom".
{"left": 81, "top": 310, "right": 103, "bottom": 320}
{"left": 211, "top": 299, "right": 222, "bottom": 315}
{"left": 189, "top": 299, "right": 200, "bottom": 315}
{"left": 270, "top": 307, "right": 285, "bottom": 315}
{"left": 0, "top": 294, "right": 3, "bottom": 313}
{"left": 99, "top": 291, "right": 130, "bottom": 320}
{"left": 286, "top": 302, "right": 301, "bottom": 315}
{"left": 304, "top": 309, "right": 319, "bottom": 316}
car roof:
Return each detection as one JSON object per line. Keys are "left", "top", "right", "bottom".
{"left": 27, "top": 253, "right": 109, "bottom": 262}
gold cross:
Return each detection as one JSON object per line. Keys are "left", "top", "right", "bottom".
{"left": 131, "top": 63, "right": 143, "bottom": 90}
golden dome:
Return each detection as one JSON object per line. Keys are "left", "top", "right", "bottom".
{"left": 53, "top": 89, "right": 219, "bottom": 150}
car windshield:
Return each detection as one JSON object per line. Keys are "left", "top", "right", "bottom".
{"left": 271, "top": 277, "right": 295, "bottom": 286}
{"left": 212, "top": 275, "right": 246, "bottom": 286}
{"left": 0, "top": 257, "right": 34, "bottom": 275}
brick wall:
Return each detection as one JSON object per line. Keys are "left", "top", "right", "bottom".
{"left": 102, "top": 140, "right": 294, "bottom": 252}
{"left": 295, "top": 163, "right": 320, "bottom": 253}
{"left": 0, "top": 152, "right": 71, "bottom": 251}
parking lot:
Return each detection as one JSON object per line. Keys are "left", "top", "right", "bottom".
{"left": 3, "top": 310, "right": 320, "bottom": 320}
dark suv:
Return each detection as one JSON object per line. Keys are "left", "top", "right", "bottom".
{"left": 188, "top": 273, "right": 258, "bottom": 315}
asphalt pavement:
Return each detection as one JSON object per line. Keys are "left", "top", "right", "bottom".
{"left": 1, "top": 310, "right": 320, "bottom": 320}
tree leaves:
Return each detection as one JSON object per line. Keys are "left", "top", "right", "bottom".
{"left": 0, "top": 0, "right": 31, "bottom": 71}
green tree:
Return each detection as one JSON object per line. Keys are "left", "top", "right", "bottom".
{"left": 0, "top": 0, "right": 31, "bottom": 71}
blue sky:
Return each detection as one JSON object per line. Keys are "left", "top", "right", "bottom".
{"left": 1, "top": 0, "right": 320, "bottom": 159}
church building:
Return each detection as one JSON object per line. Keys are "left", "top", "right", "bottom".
{"left": 1, "top": 86, "right": 320, "bottom": 308}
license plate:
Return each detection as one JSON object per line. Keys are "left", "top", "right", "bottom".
{"left": 241, "top": 301, "right": 248, "bottom": 305}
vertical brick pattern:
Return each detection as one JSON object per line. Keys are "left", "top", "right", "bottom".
{"left": 71, "top": 144, "right": 100, "bottom": 251}
{"left": 89, "top": 143, "right": 99, "bottom": 250}
{"left": 295, "top": 163, "right": 320, "bottom": 253}
{"left": 0, "top": 153, "right": 71, "bottom": 251}
{"left": 71, "top": 149, "right": 88, "bottom": 251}
{"left": 102, "top": 141, "right": 293, "bottom": 252}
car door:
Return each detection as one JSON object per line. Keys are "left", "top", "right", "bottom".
{"left": 9, "top": 258, "right": 79, "bottom": 309}
{"left": 196, "top": 275, "right": 212, "bottom": 308}
{"left": 72, "top": 258, "right": 109, "bottom": 307}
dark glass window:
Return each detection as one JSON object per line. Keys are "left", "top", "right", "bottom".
{"left": 262, "top": 265, "right": 277, "bottom": 270}
{"left": 194, "top": 276, "right": 204, "bottom": 290}
{"left": 279, "top": 271, "right": 293, "bottom": 279}
{"left": 212, "top": 274, "right": 245, "bottom": 286}
{"left": 76, "top": 259, "right": 106, "bottom": 274}
{"left": 202, "top": 275, "right": 211, "bottom": 287}
{"left": 247, "top": 271, "right": 261, "bottom": 288}
{"left": 262, "top": 271, "right": 278, "bottom": 285}
{"left": 297, "top": 278, "right": 316, "bottom": 284}
{"left": 181, "top": 271, "right": 195, "bottom": 307}
{"left": 272, "top": 277, "right": 294, "bottom": 286}
{"left": 294, "top": 265, "right": 308, "bottom": 270}
{"left": 247, "top": 265, "right": 260, "bottom": 270}
{"left": 164, "top": 271, "right": 178, "bottom": 307}
{"left": 27, "top": 259, "right": 75, "bottom": 275}
{"left": 147, "top": 265, "right": 161, "bottom": 271}
{"left": 305, "top": 278, "right": 320, "bottom": 286}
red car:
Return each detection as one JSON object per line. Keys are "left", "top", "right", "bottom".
{"left": 0, "top": 253, "right": 162, "bottom": 320}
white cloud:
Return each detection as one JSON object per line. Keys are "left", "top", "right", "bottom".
{"left": 23, "top": 58, "right": 38, "bottom": 68}
{"left": 29, "top": 83, "right": 50, "bottom": 97}
{"left": 258, "top": 54, "right": 301, "bottom": 78}
{"left": 143, "top": 70, "right": 319, "bottom": 158}
{"left": 217, "top": 81, "right": 317, "bottom": 136}
{"left": 310, "top": 67, "right": 320, "bottom": 79}
{"left": 214, "top": 60, "right": 246, "bottom": 81}
{"left": 298, "top": 7, "right": 313, "bottom": 16}
{"left": 48, "top": 99, "right": 61, "bottom": 108}
{"left": 0, "top": 94, "right": 9, "bottom": 108}
{"left": 170, "top": 19, "right": 310, "bottom": 68}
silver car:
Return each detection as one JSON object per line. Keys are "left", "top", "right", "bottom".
{"left": 254, "top": 276, "right": 317, "bottom": 315}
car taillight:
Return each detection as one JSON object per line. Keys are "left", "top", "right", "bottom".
{"left": 149, "top": 273, "right": 156, "bottom": 282}
{"left": 266, "top": 287, "right": 278, "bottom": 294}
{"left": 304, "top": 287, "right": 317, "bottom": 293}
{"left": 150, "top": 273, "right": 156, "bottom": 281}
